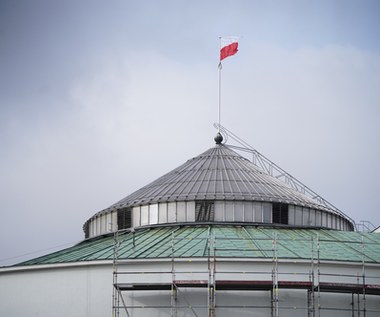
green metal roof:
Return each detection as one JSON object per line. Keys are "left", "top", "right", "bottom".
{"left": 17, "top": 225, "right": 380, "bottom": 266}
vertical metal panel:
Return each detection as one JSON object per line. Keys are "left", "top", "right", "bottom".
{"left": 177, "top": 202, "right": 186, "bottom": 222}
{"left": 132, "top": 206, "right": 140, "bottom": 227}
{"left": 253, "top": 202, "right": 263, "bottom": 222}
{"left": 309, "top": 209, "right": 316, "bottom": 226}
{"left": 315, "top": 211, "right": 321, "bottom": 227}
{"left": 111, "top": 211, "right": 118, "bottom": 231}
{"left": 321, "top": 211, "right": 327, "bottom": 227}
{"left": 244, "top": 201, "right": 254, "bottom": 222}
{"left": 288, "top": 205, "right": 295, "bottom": 225}
{"left": 158, "top": 203, "right": 168, "bottom": 224}
{"left": 168, "top": 202, "right": 177, "bottom": 223}
{"left": 149, "top": 204, "right": 158, "bottom": 225}
{"left": 141, "top": 205, "right": 149, "bottom": 226}
{"left": 214, "top": 201, "right": 225, "bottom": 221}
{"left": 295, "top": 206, "right": 303, "bottom": 225}
{"left": 225, "top": 201, "right": 234, "bottom": 221}
{"left": 302, "top": 208, "right": 310, "bottom": 226}
{"left": 186, "top": 201, "right": 196, "bottom": 221}
{"left": 263, "top": 203, "right": 272, "bottom": 223}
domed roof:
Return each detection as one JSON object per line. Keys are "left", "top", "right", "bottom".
{"left": 107, "top": 144, "right": 333, "bottom": 212}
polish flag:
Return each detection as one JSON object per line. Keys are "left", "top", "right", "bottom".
{"left": 220, "top": 37, "right": 239, "bottom": 61}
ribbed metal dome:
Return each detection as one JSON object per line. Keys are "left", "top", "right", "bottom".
{"left": 108, "top": 144, "right": 330, "bottom": 212}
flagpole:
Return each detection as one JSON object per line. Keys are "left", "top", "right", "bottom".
{"left": 217, "top": 36, "right": 238, "bottom": 139}
{"left": 218, "top": 37, "right": 222, "bottom": 134}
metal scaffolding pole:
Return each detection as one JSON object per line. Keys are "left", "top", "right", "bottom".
{"left": 171, "top": 232, "right": 177, "bottom": 317}
{"left": 272, "top": 232, "right": 279, "bottom": 317}
{"left": 317, "top": 233, "right": 321, "bottom": 317}
{"left": 308, "top": 236, "right": 316, "bottom": 317}
{"left": 361, "top": 236, "right": 367, "bottom": 317}
{"left": 112, "top": 230, "right": 120, "bottom": 317}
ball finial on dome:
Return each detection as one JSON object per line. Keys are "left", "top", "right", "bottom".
{"left": 214, "top": 132, "right": 223, "bottom": 144}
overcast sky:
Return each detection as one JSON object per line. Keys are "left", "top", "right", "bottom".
{"left": 1, "top": 0, "right": 379, "bottom": 266}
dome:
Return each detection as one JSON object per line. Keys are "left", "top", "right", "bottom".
{"left": 110, "top": 144, "right": 326, "bottom": 209}
{"left": 83, "top": 143, "right": 354, "bottom": 238}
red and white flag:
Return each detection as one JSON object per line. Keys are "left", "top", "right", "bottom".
{"left": 220, "top": 37, "right": 239, "bottom": 61}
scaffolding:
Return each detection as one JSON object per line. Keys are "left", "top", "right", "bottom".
{"left": 112, "top": 228, "right": 380, "bottom": 317}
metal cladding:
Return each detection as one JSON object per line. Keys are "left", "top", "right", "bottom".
{"left": 107, "top": 144, "right": 333, "bottom": 212}
{"left": 17, "top": 225, "right": 380, "bottom": 265}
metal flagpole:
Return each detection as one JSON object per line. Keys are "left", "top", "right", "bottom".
{"left": 217, "top": 36, "right": 238, "bottom": 139}
{"left": 218, "top": 37, "right": 222, "bottom": 134}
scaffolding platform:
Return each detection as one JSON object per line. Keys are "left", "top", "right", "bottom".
{"left": 317, "top": 282, "right": 380, "bottom": 295}
{"left": 115, "top": 283, "right": 173, "bottom": 291}
{"left": 114, "top": 280, "right": 210, "bottom": 291}
{"left": 115, "top": 280, "right": 314, "bottom": 291}
{"left": 215, "top": 280, "right": 313, "bottom": 291}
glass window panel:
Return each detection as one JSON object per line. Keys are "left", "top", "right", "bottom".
{"left": 177, "top": 202, "right": 186, "bottom": 222}
{"left": 105, "top": 214, "right": 110, "bottom": 232}
{"left": 186, "top": 201, "right": 195, "bottom": 221}
{"left": 327, "top": 214, "right": 332, "bottom": 228}
{"left": 244, "top": 202, "right": 254, "bottom": 222}
{"left": 214, "top": 201, "right": 225, "bottom": 221}
{"left": 112, "top": 212, "right": 118, "bottom": 231}
{"left": 253, "top": 203, "right": 262, "bottom": 222}
{"left": 337, "top": 217, "right": 342, "bottom": 230}
{"left": 315, "top": 211, "right": 321, "bottom": 226}
{"left": 302, "top": 208, "right": 309, "bottom": 226}
{"left": 309, "top": 209, "right": 315, "bottom": 226}
{"left": 295, "top": 207, "right": 303, "bottom": 225}
{"left": 141, "top": 205, "right": 149, "bottom": 226}
{"left": 234, "top": 202, "right": 244, "bottom": 222}
{"left": 101, "top": 215, "right": 107, "bottom": 233}
{"left": 288, "top": 205, "right": 295, "bottom": 225}
{"left": 225, "top": 201, "right": 234, "bottom": 221}
{"left": 90, "top": 222, "right": 94, "bottom": 237}
{"left": 149, "top": 204, "right": 158, "bottom": 225}
{"left": 95, "top": 217, "right": 100, "bottom": 234}
{"left": 105, "top": 213, "right": 110, "bottom": 232}
{"left": 158, "top": 203, "right": 167, "bottom": 223}
{"left": 321, "top": 212, "right": 327, "bottom": 227}
{"left": 168, "top": 202, "right": 177, "bottom": 223}
{"left": 98, "top": 216, "right": 102, "bottom": 234}
{"left": 132, "top": 206, "right": 140, "bottom": 227}
{"left": 263, "top": 203, "right": 272, "bottom": 223}
{"left": 99, "top": 216, "right": 103, "bottom": 234}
